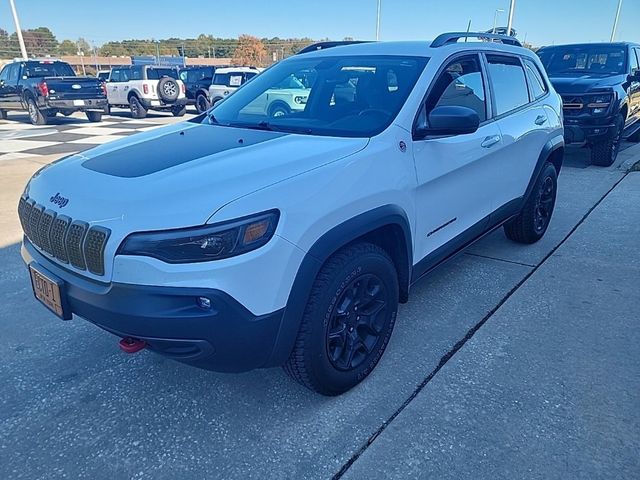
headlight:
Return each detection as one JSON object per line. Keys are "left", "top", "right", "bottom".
{"left": 118, "top": 210, "right": 279, "bottom": 263}
{"left": 294, "top": 96, "right": 308, "bottom": 105}
{"left": 587, "top": 93, "right": 613, "bottom": 114}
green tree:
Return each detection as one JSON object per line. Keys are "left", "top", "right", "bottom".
{"left": 58, "top": 39, "right": 77, "bottom": 55}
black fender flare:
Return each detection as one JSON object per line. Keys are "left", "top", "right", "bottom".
{"left": 264, "top": 205, "right": 413, "bottom": 367}
{"left": 523, "top": 134, "right": 564, "bottom": 204}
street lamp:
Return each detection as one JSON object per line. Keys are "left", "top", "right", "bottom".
{"left": 8, "top": 0, "right": 28, "bottom": 58}
{"left": 506, "top": 0, "right": 516, "bottom": 37}
{"left": 610, "top": 0, "right": 623, "bottom": 42}
{"left": 376, "top": 0, "right": 381, "bottom": 40}
{"left": 492, "top": 9, "right": 505, "bottom": 34}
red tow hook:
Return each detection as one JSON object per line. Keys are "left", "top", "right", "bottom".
{"left": 119, "top": 337, "right": 147, "bottom": 354}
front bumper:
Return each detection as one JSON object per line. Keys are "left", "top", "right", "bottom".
{"left": 43, "top": 98, "right": 108, "bottom": 111}
{"left": 563, "top": 114, "right": 618, "bottom": 145}
{"left": 22, "top": 240, "right": 286, "bottom": 372}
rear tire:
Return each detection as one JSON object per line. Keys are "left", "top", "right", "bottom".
{"left": 45, "top": 110, "right": 57, "bottom": 118}
{"left": 26, "top": 97, "right": 47, "bottom": 125}
{"left": 86, "top": 111, "right": 103, "bottom": 122}
{"left": 628, "top": 125, "right": 640, "bottom": 143}
{"left": 195, "top": 94, "right": 210, "bottom": 113}
{"left": 129, "top": 96, "right": 147, "bottom": 119}
{"left": 504, "top": 162, "right": 558, "bottom": 244}
{"left": 171, "top": 105, "right": 187, "bottom": 117}
{"left": 283, "top": 242, "right": 399, "bottom": 396}
{"left": 591, "top": 114, "right": 624, "bottom": 167}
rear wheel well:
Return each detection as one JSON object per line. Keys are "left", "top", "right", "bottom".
{"left": 127, "top": 91, "right": 140, "bottom": 102}
{"left": 351, "top": 224, "right": 411, "bottom": 303}
{"left": 548, "top": 146, "right": 564, "bottom": 175}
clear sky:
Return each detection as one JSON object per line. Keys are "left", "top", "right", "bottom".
{"left": 1, "top": 0, "right": 638, "bottom": 47}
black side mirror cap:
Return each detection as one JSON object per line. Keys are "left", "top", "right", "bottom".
{"left": 415, "top": 105, "right": 481, "bottom": 139}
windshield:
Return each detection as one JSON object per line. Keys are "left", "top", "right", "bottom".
{"left": 538, "top": 45, "right": 627, "bottom": 75}
{"left": 24, "top": 62, "right": 75, "bottom": 78}
{"left": 205, "top": 55, "right": 428, "bottom": 137}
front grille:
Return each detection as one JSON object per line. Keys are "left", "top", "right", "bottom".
{"left": 562, "top": 96, "right": 584, "bottom": 116}
{"left": 17, "top": 195, "right": 110, "bottom": 276}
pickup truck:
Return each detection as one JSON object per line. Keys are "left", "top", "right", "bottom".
{"left": 537, "top": 42, "right": 640, "bottom": 166}
{"left": 0, "top": 59, "right": 108, "bottom": 125}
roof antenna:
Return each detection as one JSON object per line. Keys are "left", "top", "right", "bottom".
{"left": 464, "top": 20, "right": 472, "bottom": 42}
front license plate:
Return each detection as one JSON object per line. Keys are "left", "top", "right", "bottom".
{"left": 73, "top": 99, "right": 85, "bottom": 106}
{"left": 151, "top": 100, "right": 161, "bottom": 106}
{"left": 29, "top": 265, "right": 70, "bottom": 320}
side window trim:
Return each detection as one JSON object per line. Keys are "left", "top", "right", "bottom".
{"left": 412, "top": 51, "right": 493, "bottom": 138}
{"left": 522, "top": 57, "right": 549, "bottom": 101}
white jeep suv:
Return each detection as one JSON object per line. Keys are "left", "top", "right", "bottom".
{"left": 208, "top": 66, "right": 260, "bottom": 106}
{"left": 106, "top": 65, "right": 187, "bottom": 118}
{"left": 20, "top": 34, "right": 564, "bottom": 395}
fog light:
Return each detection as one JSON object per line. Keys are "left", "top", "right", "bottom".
{"left": 197, "top": 296, "right": 212, "bottom": 309}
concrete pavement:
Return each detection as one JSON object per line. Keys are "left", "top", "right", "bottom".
{"left": 0, "top": 117, "right": 638, "bottom": 479}
{"left": 341, "top": 173, "right": 640, "bottom": 479}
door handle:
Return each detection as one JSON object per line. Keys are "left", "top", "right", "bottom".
{"left": 481, "top": 135, "right": 501, "bottom": 148}
{"left": 535, "top": 115, "right": 547, "bottom": 125}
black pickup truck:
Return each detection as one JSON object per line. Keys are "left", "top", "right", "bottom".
{"left": 0, "top": 59, "right": 108, "bottom": 125}
{"left": 537, "top": 42, "right": 640, "bottom": 166}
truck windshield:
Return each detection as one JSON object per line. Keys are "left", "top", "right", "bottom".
{"left": 206, "top": 55, "right": 428, "bottom": 138}
{"left": 24, "top": 62, "right": 75, "bottom": 78}
{"left": 538, "top": 45, "right": 627, "bottom": 76}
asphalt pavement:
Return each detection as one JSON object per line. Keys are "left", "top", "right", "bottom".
{"left": 0, "top": 113, "right": 638, "bottom": 479}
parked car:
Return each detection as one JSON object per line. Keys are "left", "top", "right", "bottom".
{"left": 208, "top": 66, "right": 260, "bottom": 106}
{"left": 19, "top": 33, "right": 564, "bottom": 395}
{"left": 241, "top": 74, "right": 311, "bottom": 117}
{"left": 96, "top": 70, "right": 111, "bottom": 81}
{"left": 105, "top": 65, "right": 187, "bottom": 118}
{"left": 0, "top": 59, "right": 107, "bottom": 125}
{"left": 537, "top": 42, "right": 640, "bottom": 166}
{"left": 179, "top": 65, "right": 223, "bottom": 113}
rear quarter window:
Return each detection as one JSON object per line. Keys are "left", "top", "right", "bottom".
{"left": 523, "top": 58, "right": 548, "bottom": 100}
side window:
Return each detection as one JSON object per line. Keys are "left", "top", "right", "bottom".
{"left": 486, "top": 55, "right": 530, "bottom": 116}
{"left": 0, "top": 65, "right": 10, "bottom": 82}
{"left": 120, "top": 68, "right": 131, "bottom": 82}
{"left": 110, "top": 69, "right": 121, "bottom": 82}
{"left": 6, "top": 63, "right": 20, "bottom": 83}
{"left": 523, "top": 58, "right": 548, "bottom": 100}
{"left": 425, "top": 54, "right": 487, "bottom": 122}
{"left": 130, "top": 66, "right": 143, "bottom": 81}
{"left": 631, "top": 49, "right": 640, "bottom": 73}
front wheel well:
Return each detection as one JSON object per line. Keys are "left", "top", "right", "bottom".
{"left": 351, "top": 224, "right": 411, "bottom": 303}
{"left": 548, "top": 146, "right": 564, "bottom": 175}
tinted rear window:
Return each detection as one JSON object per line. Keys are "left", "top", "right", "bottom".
{"left": 486, "top": 55, "right": 530, "bottom": 115}
{"left": 24, "top": 62, "right": 75, "bottom": 78}
{"left": 147, "top": 68, "right": 179, "bottom": 80}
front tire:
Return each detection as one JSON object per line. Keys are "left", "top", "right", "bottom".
{"left": 86, "top": 111, "right": 103, "bottom": 122}
{"left": 26, "top": 97, "right": 47, "bottom": 125}
{"left": 129, "top": 96, "right": 147, "bottom": 119}
{"left": 504, "top": 162, "right": 558, "bottom": 244}
{"left": 283, "top": 243, "right": 399, "bottom": 396}
{"left": 195, "top": 94, "right": 210, "bottom": 113}
{"left": 591, "top": 114, "right": 624, "bottom": 167}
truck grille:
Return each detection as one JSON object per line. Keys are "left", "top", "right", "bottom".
{"left": 562, "top": 96, "right": 584, "bottom": 116}
{"left": 18, "top": 195, "right": 110, "bottom": 276}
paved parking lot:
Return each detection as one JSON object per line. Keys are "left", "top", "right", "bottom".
{"left": 0, "top": 112, "right": 638, "bottom": 479}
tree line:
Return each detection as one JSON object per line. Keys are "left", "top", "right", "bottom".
{"left": 0, "top": 26, "right": 320, "bottom": 65}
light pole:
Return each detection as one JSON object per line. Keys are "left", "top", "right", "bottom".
{"left": 8, "top": 0, "right": 28, "bottom": 58}
{"left": 506, "top": 0, "right": 516, "bottom": 36}
{"left": 610, "top": 0, "right": 623, "bottom": 42}
{"left": 376, "top": 0, "right": 381, "bottom": 41}
{"left": 492, "top": 9, "right": 505, "bottom": 34}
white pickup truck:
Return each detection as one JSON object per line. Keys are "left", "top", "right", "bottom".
{"left": 106, "top": 65, "right": 187, "bottom": 118}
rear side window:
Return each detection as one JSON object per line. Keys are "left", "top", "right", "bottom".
{"left": 631, "top": 49, "right": 640, "bottom": 73}
{"left": 523, "top": 58, "right": 548, "bottom": 99}
{"left": 486, "top": 55, "right": 530, "bottom": 116}
{"left": 425, "top": 54, "right": 487, "bottom": 122}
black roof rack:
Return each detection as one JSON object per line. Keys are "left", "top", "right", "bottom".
{"left": 431, "top": 32, "right": 522, "bottom": 48}
{"left": 297, "top": 41, "right": 372, "bottom": 55}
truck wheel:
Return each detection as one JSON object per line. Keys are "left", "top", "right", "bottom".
{"left": 171, "top": 105, "right": 187, "bottom": 117}
{"left": 27, "top": 97, "right": 47, "bottom": 125}
{"left": 504, "top": 162, "right": 558, "bottom": 244}
{"left": 268, "top": 102, "right": 291, "bottom": 118}
{"left": 0, "top": 109, "right": 7, "bottom": 120}
{"left": 591, "top": 114, "right": 624, "bottom": 167}
{"left": 86, "top": 111, "right": 103, "bottom": 122}
{"left": 195, "top": 94, "right": 210, "bottom": 113}
{"left": 129, "top": 96, "right": 147, "bottom": 119}
{"left": 283, "top": 243, "right": 399, "bottom": 396}
{"left": 46, "top": 110, "right": 57, "bottom": 118}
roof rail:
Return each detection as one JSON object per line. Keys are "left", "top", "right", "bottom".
{"left": 297, "top": 41, "right": 372, "bottom": 55}
{"left": 431, "top": 32, "right": 522, "bottom": 48}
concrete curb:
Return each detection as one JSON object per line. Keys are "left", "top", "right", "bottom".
{"left": 618, "top": 142, "right": 640, "bottom": 172}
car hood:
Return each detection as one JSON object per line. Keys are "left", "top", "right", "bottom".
{"left": 548, "top": 73, "right": 626, "bottom": 95}
{"left": 26, "top": 121, "right": 367, "bottom": 253}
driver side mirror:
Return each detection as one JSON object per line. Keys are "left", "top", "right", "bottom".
{"left": 414, "top": 105, "right": 480, "bottom": 139}
{"left": 630, "top": 71, "right": 640, "bottom": 82}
